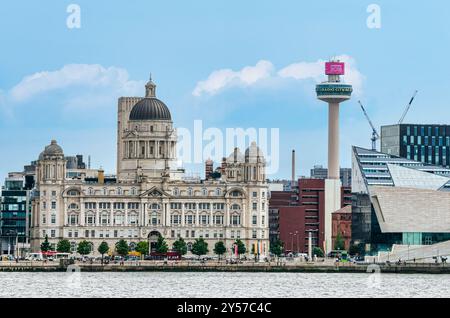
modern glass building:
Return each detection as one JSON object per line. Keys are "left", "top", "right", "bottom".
{"left": 0, "top": 174, "right": 33, "bottom": 256}
{"left": 381, "top": 124, "right": 450, "bottom": 168}
{"left": 351, "top": 146, "right": 450, "bottom": 254}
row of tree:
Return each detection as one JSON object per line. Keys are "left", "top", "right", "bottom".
{"left": 41, "top": 234, "right": 328, "bottom": 259}
{"left": 40, "top": 235, "right": 254, "bottom": 259}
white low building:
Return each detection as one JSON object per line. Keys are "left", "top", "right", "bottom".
{"left": 30, "top": 79, "right": 270, "bottom": 256}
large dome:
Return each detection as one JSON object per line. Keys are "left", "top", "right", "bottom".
{"left": 129, "top": 97, "right": 172, "bottom": 121}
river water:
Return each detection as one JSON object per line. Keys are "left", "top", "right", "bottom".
{"left": 0, "top": 272, "right": 447, "bottom": 298}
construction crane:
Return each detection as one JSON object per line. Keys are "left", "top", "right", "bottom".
{"left": 398, "top": 90, "right": 418, "bottom": 124}
{"left": 358, "top": 100, "right": 380, "bottom": 151}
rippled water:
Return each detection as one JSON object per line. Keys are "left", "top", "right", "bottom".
{"left": 0, "top": 272, "right": 448, "bottom": 298}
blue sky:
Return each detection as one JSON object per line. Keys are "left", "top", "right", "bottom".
{"left": 1, "top": 1, "right": 450, "bottom": 181}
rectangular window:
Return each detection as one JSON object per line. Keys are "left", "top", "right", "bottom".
{"left": 252, "top": 215, "right": 257, "bottom": 225}
{"left": 51, "top": 201, "right": 56, "bottom": 209}
{"left": 191, "top": 230, "right": 195, "bottom": 238}
{"left": 114, "top": 230, "right": 118, "bottom": 238}
{"left": 51, "top": 214, "right": 56, "bottom": 224}
{"left": 252, "top": 202, "right": 257, "bottom": 210}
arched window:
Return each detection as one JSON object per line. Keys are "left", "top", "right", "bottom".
{"left": 131, "top": 187, "right": 136, "bottom": 195}
{"left": 173, "top": 188, "right": 179, "bottom": 196}
{"left": 151, "top": 203, "right": 160, "bottom": 210}
{"left": 215, "top": 188, "right": 221, "bottom": 196}
{"left": 231, "top": 204, "right": 241, "bottom": 211}
{"left": 117, "top": 187, "right": 123, "bottom": 195}
{"left": 129, "top": 242, "right": 136, "bottom": 251}
{"left": 187, "top": 242, "right": 193, "bottom": 251}
{"left": 202, "top": 188, "right": 208, "bottom": 196}
{"left": 88, "top": 187, "right": 94, "bottom": 195}
{"left": 187, "top": 187, "right": 193, "bottom": 197}
{"left": 103, "top": 187, "right": 107, "bottom": 195}
{"left": 67, "top": 190, "right": 79, "bottom": 196}
{"left": 68, "top": 203, "right": 79, "bottom": 210}
{"left": 231, "top": 190, "right": 242, "bottom": 197}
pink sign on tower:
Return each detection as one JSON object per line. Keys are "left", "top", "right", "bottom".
{"left": 325, "top": 62, "right": 345, "bottom": 75}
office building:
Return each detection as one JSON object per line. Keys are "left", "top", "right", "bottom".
{"left": 381, "top": 124, "right": 450, "bottom": 168}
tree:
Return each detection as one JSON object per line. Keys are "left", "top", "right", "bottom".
{"left": 77, "top": 240, "right": 92, "bottom": 256}
{"left": 172, "top": 237, "right": 187, "bottom": 255}
{"left": 97, "top": 241, "right": 109, "bottom": 264}
{"left": 135, "top": 241, "right": 149, "bottom": 258}
{"left": 349, "top": 243, "right": 363, "bottom": 256}
{"left": 115, "top": 239, "right": 129, "bottom": 257}
{"left": 313, "top": 247, "right": 324, "bottom": 258}
{"left": 334, "top": 232, "right": 345, "bottom": 251}
{"left": 40, "top": 235, "right": 51, "bottom": 252}
{"left": 192, "top": 238, "right": 209, "bottom": 258}
{"left": 213, "top": 241, "right": 226, "bottom": 260}
{"left": 155, "top": 235, "right": 168, "bottom": 254}
{"left": 270, "top": 239, "right": 284, "bottom": 257}
{"left": 56, "top": 239, "right": 71, "bottom": 253}
{"left": 234, "top": 239, "right": 246, "bottom": 258}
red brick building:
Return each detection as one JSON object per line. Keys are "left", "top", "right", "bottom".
{"left": 332, "top": 205, "right": 352, "bottom": 250}
{"left": 269, "top": 178, "right": 351, "bottom": 254}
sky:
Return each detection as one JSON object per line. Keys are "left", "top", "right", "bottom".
{"left": 1, "top": 0, "right": 450, "bottom": 181}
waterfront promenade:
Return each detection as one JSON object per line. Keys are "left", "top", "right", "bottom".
{"left": 1, "top": 259, "right": 450, "bottom": 273}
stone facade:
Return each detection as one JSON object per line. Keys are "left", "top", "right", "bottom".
{"left": 30, "top": 79, "right": 269, "bottom": 256}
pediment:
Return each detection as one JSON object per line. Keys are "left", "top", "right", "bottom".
{"left": 139, "top": 186, "right": 171, "bottom": 198}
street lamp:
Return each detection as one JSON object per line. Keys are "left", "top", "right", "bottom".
{"left": 295, "top": 231, "right": 299, "bottom": 253}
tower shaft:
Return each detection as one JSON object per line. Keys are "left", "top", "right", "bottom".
{"left": 328, "top": 103, "right": 340, "bottom": 180}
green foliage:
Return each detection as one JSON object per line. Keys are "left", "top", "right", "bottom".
{"left": 135, "top": 241, "right": 149, "bottom": 256}
{"left": 56, "top": 239, "right": 71, "bottom": 253}
{"left": 313, "top": 247, "right": 324, "bottom": 258}
{"left": 270, "top": 239, "right": 284, "bottom": 257}
{"left": 349, "top": 243, "right": 363, "bottom": 256}
{"left": 77, "top": 240, "right": 92, "bottom": 255}
{"left": 213, "top": 241, "right": 226, "bottom": 258}
{"left": 115, "top": 239, "right": 129, "bottom": 256}
{"left": 234, "top": 239, "right": 246, "bottom": 256}
{"left": 40, "top": 235, "right": 51, "bottom": 252}
{"left": 97, "top": 241, "right": 109, "bottom": 256}
{"left": 155, "top": 235, "right": 168, "bottom": 254}
{"left": 334, "top": 232, "right": 345, "bottom": 251}
{"left": 172, "top": 237, "right": 187, "bottom": 255}
{"left": 192, "top": 238, "right": 209, "bottom": 257}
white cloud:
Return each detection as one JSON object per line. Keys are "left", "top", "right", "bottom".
{"left": 10, "top": 64, "right": 144, "bottom": 102}
{"left": 193, "top": 55, "right": 365, "bottom": 96}
{"left": 192, "top": 60, "right": 274, "bottom": 97}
